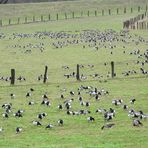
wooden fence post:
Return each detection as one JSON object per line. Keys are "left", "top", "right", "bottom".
{"left": 131, "top": 7, "right": 133, "bottom": 13}
{"left": 72, "top": 12, "right": 74, "bottom": 18}
{"left": 25, "top": 17, "right": 27, "bottom": 24}
{"left": 76, "top": 64, "right": 80, "bottom": 81}
{"left": 146, "top": 5, "right": 147, "bottom": 12}
{"left": 41, "top": 15, "right": 43, "bottom": 22}
{"left": 9, "top": 19, "right": 11, "bottom": 25}
{"left": 11, "top": 69, "right": 15, "bottom": 85}
{"left": 43, "top": 66, "right": 48, "bottom": 84}
{"left": 111, "top": 61, "right": 115, "bottom": 78}
{"left": 0, "top": 20, "right": 2, "bottom": 27}
{"left": 65, "top": 13, "right": 67, "bottom": 19}
{"left": 109, "top": 9, "right": 111, "bottom": 15}
{"left": 102, "top": 10, "right": 104, "bottom": 16}
{"left": 124, "top": 7, "right": 126, "bottom": 14}
{"left": 138, "top": 6, "right": 140, "bottom": 12}
{"left": 117, "top": 8, "right": 119, "bottom": 14}
{"left": 33, "top": 16, "right": 35, "bottom": 22}
{"left": 87, "top": 10, "right": 90, "bottom": 17}
{"left": 81, "top": 11, "right": 83, "bottom": 17}
{"left": 48, "top": 14, "right": 50, "bottom": 20}
{"left": 95, "top": 10, "right": 97, "bottom": 16}
{"left": 56, "top": 13, "right": 59, "bottom": 20}
{"left": 17, "top": 18, "right": 20, "bottom": 24}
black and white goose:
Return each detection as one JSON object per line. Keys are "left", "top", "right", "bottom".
{"left": 10, "top": 93, "right": 15, "bottom": 99}
{"left": 58, "top": 104, "right": 63, "bottom": 110}
{"left": 28, "top": 101, "right": 35, "bottom": 105}
{"left": 0, "top": 127, "right": 4, "bottom": 133}
{"left": 133, "top": 119, "right": 143, "bottom": 126}
{"left": 46, "top": 124, "right": 54, "bottom": 129}
{"left": 101, "top": 123, "right": 115, "bottom": 130}
{"left": 87, "top": 116, "right": 95, "bottom": 122}
{"left": 130, "top": 98, "right": 136, "bottom": 104}
{"left": 58, "top": 119, "right": 64, "bottom": 126}
{"left": 26, "top": 92, "right": 31, "bottom": 98}
{"left": 32, "top": 121, "right": 42, "bottom": 126}
{"left": 16, "top": 127, "right": 22, "bottom": 134}
{"left": 2, "top": 113, "right": 9, "bottom": 118}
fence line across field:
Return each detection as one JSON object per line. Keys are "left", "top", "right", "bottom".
{"left": 0, "top": 5, "right": 147, "bottom": 27}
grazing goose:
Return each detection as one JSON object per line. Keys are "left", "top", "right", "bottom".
{"left": 16, "top": 127, "right": 22, "bottom": 134}
{"left": 28, "top": 101, "right": 35, "bottom": 105}
{"left": 133, "top": 119, "right": 143, "bottom": 126}
{"left": 26, "top": 92, "right": 31, "bottom": 98}
{"left": 101, "top": 123, "right": 115, "bottom": 130}
{"left": 46, "top": 124, "right": 54, "bottom": 129}
{"left": 123, "top": 105, "right": 128, "bottom": 110}
{"left": 0, "top": 127, "right": 4, "bottom": 133}
{"left": 130, "top": 98, "right": 136, "bottom": 104}
{"left": 2, "top": 113, "right": 9, "bottom": 118}
{"left": 32, "top": 121, "right": 42, "bottom": 126}
{"left": 87, "top": 116, "right": 95, "bottom": 122}
{"left": 10, "top": 93, "right": 15, "bottom": 99}
{"left": 58, "top": 104, "right": 63, "bottom": 110}
{"left": 58, "top": 119, "right": 64, "bottom": 126}
{"left": 30, "top": 88, "right": 34, "bottom": 92}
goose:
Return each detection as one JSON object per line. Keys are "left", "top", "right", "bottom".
{"left": 101, "top": 123, "right": 115, "bottom": 130}
{"left": 10, "top": 93, "right": 15, "bottom": 99}
{"left": 58, "top": 104, "right": 63, "bottom": 110}
{"left": 130, "top": 98, "right": 136, "bottom": 104}
{"left": 28, "top": 101, "right": 35, "bottom": 105}
{"left": 87, "top": 116, "right": 95, "bottom": 122}
{"left": 0, "top": 127, "right": 4, "bottom": 133}
{"left": 26, "top": 92, "right": 31, "bottom": 98}
{"left": 2, "top": 113, "right": 9, "bottom": 118}
{"left": 32, "top": 121, "right": 42, "bottom": 126}
{"left": 46, "top": 124, "right": 54, "bottom": 129}
{"left": 16, "top": 127, "right": 22, "bottom": 134}
{"left": 133, "top": 119, "right": 143, "bottom": 126}
{"left": 58, "top": 119, "right": 64, "bottom": 126}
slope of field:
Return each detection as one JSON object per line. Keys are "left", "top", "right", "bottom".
{"left": 0, "top": 1, "right": 148, "bottom": 148}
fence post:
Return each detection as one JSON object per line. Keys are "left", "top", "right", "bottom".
{"left": 65, "top": 13, "right": 67, "bottom": 19}
{"left": 33, "top": 16, "right": 35, "bottom": 22}
{"left": 131, "top": 7, "right": 133, "bottom": 13}
{"left": 25, "top": 17, "right": 27, "bottom": 24}
{"left": 109, "top": 9, "right": 111, "bottom": 15}
{"left": 72, "top": 12, "right": 74, "bottom": 18}
{"left": 43, "top": 66, "right": 48, "bottom": 84}
{"left": 11, "top": 69, "right": 15, "bottom": 85}
{"left": 17, "top": 18, "right": 20, "bottom": 24}
{"left": 0, "top": 20, "right": 2, "bottom": 27}
{"left": 111, "top": 61, "right": 115, "bottom": 78}
{"left": 76, "top": 64, "right": 80, "bottom": 81}
{"left": 81, "top": 11, "right": 83, "bottom": 17}
{"left": 41, "top": 15, "right": 43, "bottom": 22}
{"left": 95, "top": 10, "right": 97, "bottom": 16}
{"left": 9, "top": 19, "right": 11, "bottom": 25}
{"left": 124, "top": 7, "right": 126, "bottom": 14}
{"left": 87, "top": 10, "right": 90, "bottom": 17}
{"left": 138, "top": 6, "right": 140, "bottom": 12}
{"left": 56, "top": 13, "right": 59, "bottom": 20}
{"left": 117, "top": 8, "right": 119, "bottom": 14}
{"left": 102, "top": 10, "right": 104, "bottom": 16}
{"left": 146, "top": 5, "right": 147, "bottom": 12}
{"left": 48, "top": 14, "right": 50, "bottom": 21}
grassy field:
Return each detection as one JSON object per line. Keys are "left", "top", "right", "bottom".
{"left": 0, "top": 0, "right": 148, "bottom": 148}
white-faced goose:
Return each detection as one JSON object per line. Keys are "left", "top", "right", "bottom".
{"left": 16, "top": 127, "right": 22, "bottom": 134}
{"left": 46, "top": 124, "right": 54, "bottom": 129}
{"left": 101, "top": 123, "right": 115, "bottom": 130}
{"left": 133, "top": 119, "right": 143, "bottom": 127}
{"left": 10, "top": 93, "right": 15, "bottom": 99}
{"left": 2, "top": 113, "right": 9, "bottom": 118}
{"left": 87, "top": 116, "right": 95, "bottom": 122}
{"left": 58, "top": 119, "right": 64, "bottom": 126}
{"left": 32, "top": 121, "right": 42, "bottom": 126}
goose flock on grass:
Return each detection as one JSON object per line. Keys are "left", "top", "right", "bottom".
{"left": 0, "top": 84, "right": 147, "bottom": 134}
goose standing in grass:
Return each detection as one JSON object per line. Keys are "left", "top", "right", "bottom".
{"left": 2, "top": 113, "right": 9, "bottom": 118}
{"left": 133, "top": 119, "right": 143, "bottom": 126}
{"left": 58, "top": 119, "right": 64, "bottom": 126}
{"left": 130, "top": 98, "right": 136, "bottom": 104}
{"left": 32, "top": 121, "right": 42, "bottom": 126}
{"left": 26, "top": 92, "right": 31, "bottom": 98}
{"left": 16, "top": 127, "right": 22, "bottom": 134}
{"left": 10, "top": 93, "right": 15, "bottom": 99}
{"left": 101, "top": 123, "right": 115, "bottom": 130}
{"left": 0, "top": 127, "right": 4, "bottom": 133}
{"left": 87, "top": 116, "right": 95, "bottom": 122}
{"left": 46, "top": 124, "right": 54, "bottom": 129}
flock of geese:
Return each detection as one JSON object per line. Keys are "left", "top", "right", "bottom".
{"left": 0, "top": 84, "right": 147, "bottom": 134}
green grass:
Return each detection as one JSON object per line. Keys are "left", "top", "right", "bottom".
{"left": 0, "top": 1, "right": 148, "bottom": 148}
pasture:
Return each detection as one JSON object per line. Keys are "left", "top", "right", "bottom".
{"left": 0, "top": 0, "right": 148, "bottom": 147}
